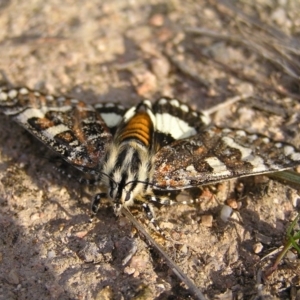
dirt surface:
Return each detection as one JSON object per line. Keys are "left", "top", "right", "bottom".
{"left": 1, "top": 1, "right": 300, "bottom": 299}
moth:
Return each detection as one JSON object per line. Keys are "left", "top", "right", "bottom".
{"left": 1, "top": 85, "right": 300, "bottom": 224}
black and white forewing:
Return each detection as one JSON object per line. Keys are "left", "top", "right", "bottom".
{"left": 93, "top": 102, "right": 128, "bottom": 134}
{"left": 153, "top": 126, "right": 300, "bottom": 190}
{"left": 153, "top": 98, "right": 211, "bottom": 148}
{"left": 0, "top": 86, "right": 112, "bottom": 170}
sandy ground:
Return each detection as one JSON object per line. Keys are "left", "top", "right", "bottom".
{"left": 0, "top": 0, "right": 300, "bottom": 299}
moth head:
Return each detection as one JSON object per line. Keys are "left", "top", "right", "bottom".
{"left": 102, "top": 174, "right": 134, "bottom": 215}
{"left": 111, "top": 182, "right": 132, "bottom": 204}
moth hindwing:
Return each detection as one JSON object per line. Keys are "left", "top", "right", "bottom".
{"left": 1, "top": 86, "right": 300, "bottom": 214}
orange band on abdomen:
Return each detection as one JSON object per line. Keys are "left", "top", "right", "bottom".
{"left": 118, "top": 112, "right": 153, "bottom": 147}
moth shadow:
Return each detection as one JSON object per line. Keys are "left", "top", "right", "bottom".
{"left": 0, "top": 117, "right": 166, "bottom": 299}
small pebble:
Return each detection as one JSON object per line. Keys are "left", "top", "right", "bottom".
{"left": 124, "top": 266, "right": 135, "bottom": 275}
{"left": 220, "top": 205, "right": 233, "bottom": 222}
{"left": 180, "top": 244, "right": 188, "bottom": 254}
{"left": 75, "top": 231, "right": 88, "bottom": 238}
{"left": 286, "top": 250, "right": 297, "bottom": 261}
{"left": 47, "top": 250, "right": 56, "bottom": 259}
{"left": 201, "top": 214, "right": 213, "bottom": 227}
{"left": 253, "top": 242, "right": 263, "bottom": 254}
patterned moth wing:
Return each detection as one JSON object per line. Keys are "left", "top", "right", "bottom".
{"left": 93, "top": 102, "right": 128, "bottom": 135}
{"left": 1, "top": 85, "right": 300, "bottom": 201}
{"left": 0, "top": 86, "right": 113, "bottom": 171}
{"left": 153, "top": 126, "right": 300, "bottom": 190}
{"left": 153, "top": 98, "right": 211, "bottom": 149}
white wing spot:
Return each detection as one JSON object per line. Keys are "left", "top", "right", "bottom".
{"left": 46, "top": 95, "right": 54, "bottom": 101}
{"left": 77, "top": 106, "right": 94, "bottom": 112}
{"left": 48, "top": 105, "right": 72, "bottom": 112}
{"left": 204, "top": 157, "right": 231, "bottom": 176}
{"left": 222, "top": 136, "right": 268, "bottom": 172}
{"left": 158, "top": 98, "right": 167, "bottom": 105}
{"left": 105, "top": 103, "right": 115, "bottom": 108}
{"left": 291, "top": 152, "right": 300, "bottom": 161}
{"left": 143, "top": 100, "right": 152, "bottom": 108}
{"left": 247, "top": 134, "right": 258, "bottom": 143}
{"left": 8, "top": 89, "right": 18, "bottom": 99}
{"left": 222, "top": 137, "right": 252, "bottom": 159}
{"left": 200, "top": 113, "right": 211, "bottom": 125}
{"left": 236, "top": 130, "right": 246, "bottom": 136}
{"left": 42, "top": 124, "right": 70, "bottom": 139}
{"left": 283, "top": 144, "right": 300, "bottom": 160}
{"left": 16, "top": 108, "right": 45, "bottom": 123}
{"left": 222, "top": 128, "right": 232, "bottom": 134}
{"left": 155, "top": 112, "right": 197, "bottom": 139}
{"left": 180, "top": 104, "right": 189, "bottom": 113}
{"left": 248, "top": 156, "right": 269, "bottom": 172}
{"left": 0, "top": 92, "right": 8, "bottom": 101}
{"left": 100, "top": 112, "right": 123, "bottom": 128}
{"left": 186, "top": 165, "right": 196, "bottom": 172}
{"left": 170, "top": 99, "right": 180, "bottom": 107}
{"left": 284, "top": 146, "right": 294, "bottom": 156}
{"left": 69, "top": 140, "right": 79, "bottom": 146}
{"left": 19, "top": 88, "right": 29, "bottom": 95}
{"left": 262, "top": 137, "right": 270, "bottom": 143}
{"left": 123, "top": 106, "right": 136, "bottom": 122}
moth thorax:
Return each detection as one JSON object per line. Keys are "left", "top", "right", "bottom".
{"left": 102, "top": 140, "right": 154, "bottom": 212}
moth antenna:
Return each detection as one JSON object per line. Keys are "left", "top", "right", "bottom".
{"left": 99, "top": 171, "right": 118, "bottom": 188}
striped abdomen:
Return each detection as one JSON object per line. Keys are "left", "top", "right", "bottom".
{"left": 117, "top": 111, "right": 154, "bottom": 148}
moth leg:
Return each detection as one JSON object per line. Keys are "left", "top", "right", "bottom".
{"left": 138, "top": 193, "right": 198, "bottom": 237}
{"left": 142, "top": 202, "right": 166, "bottom": 237}
{"left": 147, "top": 195, "right": 177, "bottom": 206}
{"left": 90, "top": 192, "right": 107, "bottom": 221}
{"left": 147, "top": 194, "right": 199, "bottom": 206}
{"left": 78, "top": 177, "right": 101, "bottom": 185}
